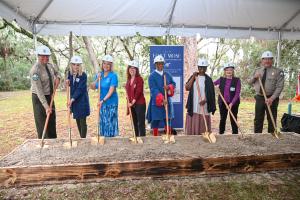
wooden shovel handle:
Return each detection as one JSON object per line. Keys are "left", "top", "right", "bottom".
{"left": 163, "top": 75, "right": 170, "bottom": 137}
{"left": 41, "top": 84, "right": 58, "bottom": 147}
{"left": 195, "top": 77, "right": 209, "bottom": 132}
{"left": 97, "top": 75, "right": 101, "bottom": 140}
{"left": 258, "top": 77, "right": 277, "bottom": 132}
{"left": 67, "top": 84, "right": 72, "bottom": 145}
{"left": 125, "top": 86, "right": 137, "bottom": 142}
{"left": 216, "top": 88, "right": 244, "bottom": 136}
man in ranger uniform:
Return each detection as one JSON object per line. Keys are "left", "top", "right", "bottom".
{"left": 248, "top": 51, "right": 284, "bottom": 133}
{"left": 30, "top": 45, "right": 61, "bottom": 139}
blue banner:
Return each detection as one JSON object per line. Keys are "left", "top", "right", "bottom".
{"left": 149, "top": 45, "right": 184, "bottom": 129}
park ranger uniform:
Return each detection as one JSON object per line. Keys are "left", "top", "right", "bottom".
{"left": 30, "top": 61, "right": 60, "bottom": 139}
{"left": 248, "top": 65, "right": 284, "bottom": 133}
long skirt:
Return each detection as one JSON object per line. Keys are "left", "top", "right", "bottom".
{"left": 99, "top": 104, "right": 119, "bottom": 137}
{"left": 185, "top": 113, "right": 211, "bottom": 135}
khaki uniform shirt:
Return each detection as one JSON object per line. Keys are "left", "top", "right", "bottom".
{"left": 248, "top": 66, "right": 284, "bottom": 100}
{"left": 30, "top": 62, "right": 61, "bottom": 110}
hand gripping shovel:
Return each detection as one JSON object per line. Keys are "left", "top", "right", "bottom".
{"left": 216, "top": 87, "right": 245, "bottom": 138}
{"left": 162, "top": 75, "right": 175, "bottom": 144}
{"left": 63, "top": 84, "right": 78, "bottom": 149}
{"left": 40, "top": 84, "right": 58, "bottom": 148}
{"left": 195, "top": 77, "right": 216, "bottom": 143}
{"left": 125, "top": 89, "right": 143, "bottom": 144}
{"left": 91, "top": 75, "right": 105, "bottom": 145}
{"left": 258, "top": 77, "right": 281, "bottom": 139}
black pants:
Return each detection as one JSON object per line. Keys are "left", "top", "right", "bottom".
{"left": 76, "top": 118, "right": 87, "bottom": 138}
{"left": 254, "top": 95, "right": 279, "bottom": 133}
{"left": 32, "top": 94, "right": 57, "bottom": 139}
{"left": 130, "top": 104, "right": 146, "bottom": 137}
{"left": 219, "top": 103, "right": 239, "bottom": 134}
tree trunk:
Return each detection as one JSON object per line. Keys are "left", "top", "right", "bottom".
{"left": 181, "top": 37, "right": 197, "bottom": 103}
{"left": 82, "top": 36, "right": 99, "bottom": 73}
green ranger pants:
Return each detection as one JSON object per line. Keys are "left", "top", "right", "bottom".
{"left": 32, "top": 93, "right": 57, "bottom": 139}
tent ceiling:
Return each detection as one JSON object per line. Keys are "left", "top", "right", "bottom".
{"left": 0, "top": 0, "right": 300, "bottom": 39}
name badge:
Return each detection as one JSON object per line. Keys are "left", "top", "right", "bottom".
{"left": 76, "top": 78, "right": 80, "bottom": 82}
{"left": 230, "top": 87, "right": 236, "bottom": 92}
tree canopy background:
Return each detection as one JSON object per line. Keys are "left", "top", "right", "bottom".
{"left": 0, "top": 18, "right": 299, "bottom": 99}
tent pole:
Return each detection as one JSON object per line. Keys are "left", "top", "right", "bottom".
{"left": 32, "top": 23, "right": 38, "bottom": 60}
{"left": 276, "top": 31, "right": 281, "bottom": 68}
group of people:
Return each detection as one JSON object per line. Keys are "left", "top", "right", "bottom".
{"left": 30, "top": 45, "right": 284, "bottom": 139}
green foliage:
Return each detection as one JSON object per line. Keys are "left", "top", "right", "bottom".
{"left": 0, "top": 24, "right": 34, "bottom": 91}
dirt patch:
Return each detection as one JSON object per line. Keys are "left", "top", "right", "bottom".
{"left": 0, "top": 133, "right": 299, "bottom": 167}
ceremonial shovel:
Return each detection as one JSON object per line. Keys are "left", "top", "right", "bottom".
{"left": 91, "top": 76, "right": 105, "bottom": 145}
{"left": 195, "top": 77, "right": 216, "bottom": 143}
{"left": 258, "top": 77, "right": 281, "bottom": 139}
{"left": 162, "top": 75, "right": 175, "bottom": 144}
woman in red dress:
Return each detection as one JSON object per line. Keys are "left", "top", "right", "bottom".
{"left": 125, "top": 60, "right": 146, "bottom": 136}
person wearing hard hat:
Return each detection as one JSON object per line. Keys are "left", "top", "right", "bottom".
{"left": 185, "top": 58, "right": 216, "bottom": 135}
{"left": 214, "top": 63, "right": 241, "bottom": 134}
{"left": 125, "top": 60, "right": 146, "bottom": 137}
{"left": 90, "top": 55, "right": 119, "bottom": 137}
{"left": 146, "top": 55, "right": 176, "bottom": 136}
{"left": 66, "top": 56, "right": 90, "bottom": 138}
{"left": 248, "top": 51, "right": 284, "bottom": 133}
{"left": 30, "top": 45, "right": 61, "bottom": 139}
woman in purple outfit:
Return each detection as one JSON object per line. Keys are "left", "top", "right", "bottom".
{"left": 214, "top": 63, "right": 241, "bottom": 134}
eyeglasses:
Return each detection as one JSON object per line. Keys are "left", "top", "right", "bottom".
{"left": 72, "top": 64, "right": 81, "bottom": 66}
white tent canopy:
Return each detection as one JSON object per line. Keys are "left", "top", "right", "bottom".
{"left": 0, "top": 0, "right": 300, "bottom": 40}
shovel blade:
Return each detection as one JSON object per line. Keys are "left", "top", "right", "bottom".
{"left": 137, "top": 137, "right": 144, "bottom": 144}
{"left": 129, "top": 137, "right": 138, "bottom": 144}
{"left": 271, "top": 130, "right": 281, "bottom": 139}
{"left": 91, "top": 136, "right": 105, "bottom": 145}
{"left": 63, "top": 140, "right": 78, "bottom": 149}
{"left": 202, "top": 132, "right": 212, "bottom": 143}
{"left": 208, "top": 133, "right": 216, "bottom": 143}
{"left": 162, "top": 135, "right": 175, "bottom": 144}
{"left": 36, "top": 144, "right": 49, "bottom": 148}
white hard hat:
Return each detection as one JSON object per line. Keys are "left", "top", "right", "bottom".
{"left": 102, "top": 55, "right": 114, "bottom": 63}
{"left": 197, "top": 58, "right": 208, "bottom": 67}
{"left": 223, "top": 62, "right": 235, "bottom": 70}
{"left": 35, "top": 45, "right": 51, "bottom": 56}
{"left": 153, "top": 55, "right": 165, "bottom": 64}
{"left": 261, "top": 51, "right": 273, "bottom": 59}
{"left": 128, "top": 60, "right": 139, "bottom": 68}
{"left": 70, "top": 55, "right": 83, "bottom": 64}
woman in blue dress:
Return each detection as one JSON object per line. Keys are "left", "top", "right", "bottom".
{"left": 66, "top": 55, "right": 90, "bottom": 138}
{"left": 90, "top": 55, "right": 119, "bottom": 137}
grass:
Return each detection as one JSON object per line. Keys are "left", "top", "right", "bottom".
{"left": 0, "top": 90, "right": 300, "bottom": 199}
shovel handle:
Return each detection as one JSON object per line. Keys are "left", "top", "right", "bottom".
{"left": 195, "top": 77, "right": 209, "bottom": 132}
{"left": 41, "top": 84, "right": 57, "bottom": 147}
{"left": 258, "top": 77, "right": 278, "bottom": 134}
{"left": 67, "top": 84, "right": 72, "bottom": 146}
{"left": 163, "top": 75, "right": 170, "bottom": 138}
{"left": 125, "top": 86, "right": 137, "bottom": 143}
{"left": 97, "top": 75, "right": 101, "bottom": 141}
{"left": 216, "top": 88, "right": 244, "bottom": 136}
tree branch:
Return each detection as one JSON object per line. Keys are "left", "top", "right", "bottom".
{"left": 2, "top": 19, "right": 58, "bottom": 66}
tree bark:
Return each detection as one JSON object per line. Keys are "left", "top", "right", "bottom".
{"left": 82, "top": 36, "right": 99, "bottom": 73}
